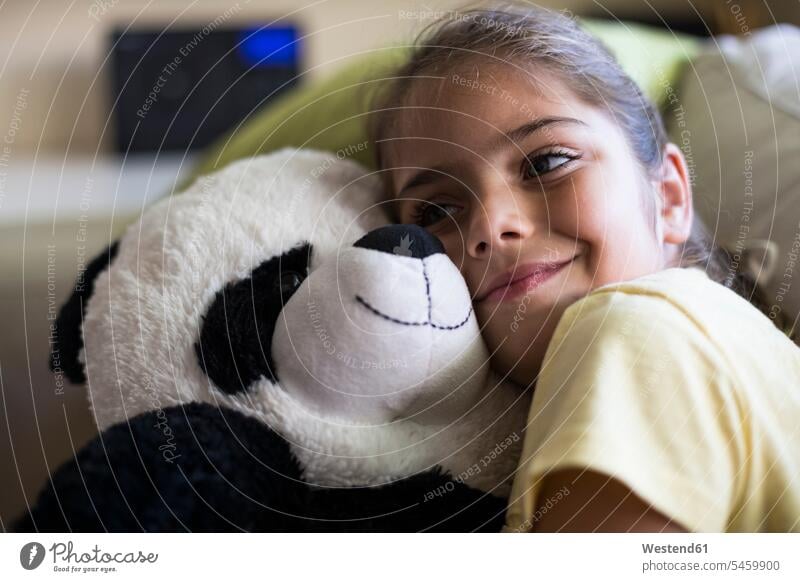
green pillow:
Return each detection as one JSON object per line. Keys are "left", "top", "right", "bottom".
{"left": 185, "top": 18, "right": 700, "bottom": 186}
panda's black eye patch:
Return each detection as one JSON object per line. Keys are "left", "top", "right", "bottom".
{"left": 195, "top": 243, "right": 311, "bottom": 395}
{"left": 274, "top": 270, "right": 304, "bottom": 297}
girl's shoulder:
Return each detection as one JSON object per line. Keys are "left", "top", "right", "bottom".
{"left": 564, "top": 266, "right": 776, "bottom": 336}
{"left": 587, "top": 266, "right": 740, "bottom": 313}
{"left": 549, "top": 266, "right": 800, "bottom": 389}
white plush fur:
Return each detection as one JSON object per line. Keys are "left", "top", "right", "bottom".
{"left": 81, "top": 148, "right": 530, "bottom": 496}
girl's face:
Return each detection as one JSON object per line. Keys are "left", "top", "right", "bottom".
{"left": 384, "top": 63, "right": 692, "bottom": 385}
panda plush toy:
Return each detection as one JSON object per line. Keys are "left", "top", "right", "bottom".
{"left": 16, "top": 149, "right": 531, "bottom": 532}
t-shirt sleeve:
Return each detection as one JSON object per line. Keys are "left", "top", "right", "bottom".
{"left": 505, "top": 290, "right": 747, "bottom": 533}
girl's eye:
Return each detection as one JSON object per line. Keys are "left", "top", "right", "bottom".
{"left": 412, "top": 201, "right": 460, "bottom": 228}
{"left": 523, "top": 151, "right": 578, "bottom": 180}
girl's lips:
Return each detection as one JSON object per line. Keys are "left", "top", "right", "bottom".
{"left": 478, "top": 257, "right": 576, "bottom": 304}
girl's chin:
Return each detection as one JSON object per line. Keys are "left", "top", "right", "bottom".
{"left": 478, "top": 298, "right": 574, "bottom": 346}
{"left": 475, "top": 292, "right": 559, "bottom": 318}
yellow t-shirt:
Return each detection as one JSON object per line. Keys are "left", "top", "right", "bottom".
{"left": 505, "top": 266, "right": 800, "bottom": 532}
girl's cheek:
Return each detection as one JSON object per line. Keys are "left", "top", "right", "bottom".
{"left": 555, "top": 174, "right": 598, "bottom": 236}
{"left": 438, "top": 232, "right": 464, "bottom": 266}
{"left": 542, "top": 197, "right": 580, "bottom": 246}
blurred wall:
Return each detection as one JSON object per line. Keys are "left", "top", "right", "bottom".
{"left": 0, "top": 0, "right": 753, "bottom": 156}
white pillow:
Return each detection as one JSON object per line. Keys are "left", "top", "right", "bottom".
{"left": 666, "top": 24, "right": 800, "bottom": 329}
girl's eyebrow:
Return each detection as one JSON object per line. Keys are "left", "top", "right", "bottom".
{"left": 500, "top": 116, "right": 587, "bottom": 145}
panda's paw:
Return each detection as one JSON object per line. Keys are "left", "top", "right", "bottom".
{"left": 303, "top": 469, "right": 508, "bottom": 532}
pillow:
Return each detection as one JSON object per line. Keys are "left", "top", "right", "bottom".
{"left": 664, "top": 24, "right": 800, "bottom": 329}
{"left": 185, "top": 18, "right": 700, "bottom": 183}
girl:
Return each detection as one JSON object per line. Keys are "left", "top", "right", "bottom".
{"left": 368, "top": 4, "right": 800, "bottom": 532}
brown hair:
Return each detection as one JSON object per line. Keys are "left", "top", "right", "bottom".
{"left": 368, "top": 2, "right": 796, "bottom": 342}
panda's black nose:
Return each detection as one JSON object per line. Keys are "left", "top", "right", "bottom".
{"left": 354, "top": 224, "right": 445, "bottom": 259}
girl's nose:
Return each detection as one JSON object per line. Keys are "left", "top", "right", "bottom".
{"left": 466, "top": 187, "right": 535, "bottom": 258}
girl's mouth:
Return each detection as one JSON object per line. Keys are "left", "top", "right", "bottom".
{"left": 476, "top": 256, "right": 577, "bottom": 304}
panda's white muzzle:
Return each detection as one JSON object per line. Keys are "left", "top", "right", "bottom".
{"left": 271, "top": 225, "right": 490, "bottom": 425}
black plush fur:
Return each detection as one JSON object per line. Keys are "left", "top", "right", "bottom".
{"left": 14, "top": 403, "right": 507, "bottom": 532}
{"left": 195, "top": 243, "right": 311, "bottom": 395}
{"left": 50, "top": 241, "right": 119, "bottom": 384}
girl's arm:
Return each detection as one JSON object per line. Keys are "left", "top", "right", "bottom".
{"left": 531, "top": 469, "right": 687, "bottom": 533}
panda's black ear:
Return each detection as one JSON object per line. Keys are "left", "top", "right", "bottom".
{"left": 50, "top": 241, "right": 120, "bottom": 384}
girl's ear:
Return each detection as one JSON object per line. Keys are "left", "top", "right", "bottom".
{"left": 655, "top": 142, "right": 694, "bottom": 246}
